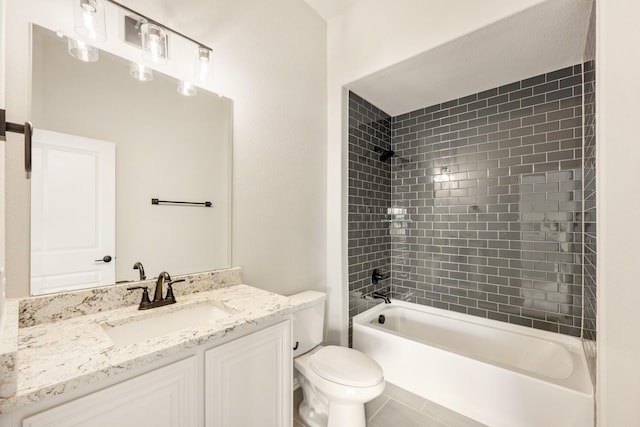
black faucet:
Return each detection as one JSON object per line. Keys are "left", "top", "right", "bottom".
{"left": 127, "top": 271, "right": 185, "bottom": 310}
{"left": 372, "top": 291, "right": 391, "bottom": 304}
{"left": 154, "top": 271, "right": 172, "bottom": 303}
{"left": 371, "top": 268, "right": 390, "bottom": 284}
{"left": 133, "top": 261, "right": 146, "bottom": 281}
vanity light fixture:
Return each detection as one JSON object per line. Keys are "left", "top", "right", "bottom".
{"left": 177, "top": 80, "right": 197, "bottom": 97}
{"left": 69, "top": 0, "right": 217, "bottom": 86}
{"left": 129, "top": 62, "right": 153, "bottom": 81}
{"left": 73, "top": 0, "right": 107, "bottom": 41}
{"left": 195, "top": 46, "right": 212, "bottom": 82}
{"left": 67, "top": 37, "right": 99, "bottom": 62}
{"left": 141, "top": 22, "right": 168, "bottom": 64}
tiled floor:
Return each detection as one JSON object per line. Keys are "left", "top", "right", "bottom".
{"left": 293, "top": 382, "right": 487, "bottom": 427}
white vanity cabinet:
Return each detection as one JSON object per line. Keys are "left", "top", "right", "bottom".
{"left": 205, "top": 320, "right": 292, "bottom": 427}
{"left": 2, "top": 319, "right": 292, "bottom": 427}
{"left": 22, "top": 356, "right": 199, "bottom": 427}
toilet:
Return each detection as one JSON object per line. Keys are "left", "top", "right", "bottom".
{"left": 290, "top": 291, "right": 385, "bottom": 427}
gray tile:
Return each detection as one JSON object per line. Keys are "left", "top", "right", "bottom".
{"left": 349, "top": 62, "right": 591, "bottom": 339}
{"left": 293, "top": 383, "right": 487, "bottom": 427}
{"left": 365, "top": 394, "right": 390, "bottom": 420}
{"left": 370, "top": 399, "right": 448, "bottom": 427}
{"left": 293, "top": 388, "right": 304, "bottom": 423}
{"left": 420, "top": 399, "right": 488, "bottom": 427}
{"left": 382, "top": 382, "right": 427, "bottom": 411}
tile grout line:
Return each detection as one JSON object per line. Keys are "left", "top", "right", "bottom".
{"left": 367, "top": 395, "right": 391, "bottom": 422}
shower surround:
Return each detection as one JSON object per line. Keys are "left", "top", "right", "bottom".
{"left": 348, "top": 63, "right": 596, "bottom": 340}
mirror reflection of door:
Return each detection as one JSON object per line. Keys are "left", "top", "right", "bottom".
{"left": 31, "top": 129, "right": 116, "bottom": 295}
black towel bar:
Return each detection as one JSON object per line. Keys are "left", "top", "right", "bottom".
{"left": 151, "top": 198, "right": 213, "bottom": 207}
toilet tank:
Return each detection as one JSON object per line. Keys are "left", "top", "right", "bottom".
{"left": 289, "top": 291, "right": 326, "bottom": 357}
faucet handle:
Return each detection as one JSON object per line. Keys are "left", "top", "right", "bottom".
{"left": 165, "top": 279, "right": 185, "bottom": 303}
{"left": 371, "top": 268, "right": 390, "bottom": 284}
{"left": 127, "top": 286, "right": 151, "bottom": 309}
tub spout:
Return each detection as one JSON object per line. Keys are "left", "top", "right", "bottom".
{"left": 372, "top": 292, "right": 391, "bottom": 304}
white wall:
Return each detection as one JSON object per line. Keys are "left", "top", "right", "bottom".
{"left": 212, "top": 0, "right": 327, "bottom": 298}
{"left": 326, "top": 0, "right": 548, "bottom": 345}
{"left": 3, "top": 0, "right": 327, "bottom": 299}
{"left": 120, "top": 0, "right": 328, "bottom": 297}
{"left": 596, "top": 0, "right": 640, "bottom": 424}
{"left": 0, "top": 0, "right": 6, "bottom": 320}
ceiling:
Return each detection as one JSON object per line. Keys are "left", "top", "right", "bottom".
{"left": 346, "top": 0, "right": 594, "bottom": 116}
{"left": 302, "top": 0, "right": 361, "bottom": 20}
{"left": 121, "top": 0, "right": 593, "bottom": 118}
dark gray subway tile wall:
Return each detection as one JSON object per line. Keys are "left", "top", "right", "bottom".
{"left": 389, "top": 65, "right": 585, "bottom": 336}
{"left": 582, "top": 0, "right": 597, "bottom": 383}
{"left": 347, "top": 92, "right": 392, "bottom": 344}
{"left": 582, "top": 59, "right": 596, "bottom": 371}
{"left": 348, "top": 63, "right": 595, "bottom": 340}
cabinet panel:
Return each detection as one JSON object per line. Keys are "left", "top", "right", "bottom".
{"left": 22, "top": 357, "right": 198, "bottom": 427}
{"left": 205, "top": 320, "right": 291, "bottom": 427}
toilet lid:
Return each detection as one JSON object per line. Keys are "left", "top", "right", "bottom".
{"left": 309, "top": 346, "right": 383, "bottom": 387}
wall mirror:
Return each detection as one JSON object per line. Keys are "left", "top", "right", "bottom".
{"left": 29, "top": 24, "right": 232, "bottom": 295}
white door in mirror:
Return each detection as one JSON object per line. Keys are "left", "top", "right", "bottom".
{"left": 31, "top": 129, "right": 116, "bottom": 295}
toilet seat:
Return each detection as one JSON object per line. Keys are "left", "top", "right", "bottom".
{"left": 309, "top": 346, "right": 383, "bottom": 387}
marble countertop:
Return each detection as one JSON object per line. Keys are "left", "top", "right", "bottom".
{"left": 0, "top": 269, "right": 321, "bottom": 414}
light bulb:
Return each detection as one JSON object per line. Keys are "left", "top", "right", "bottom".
{"left": 74, "top": 0, "right": 106, "bottom": 41}
{"left": 195, "top": 46, "right": 211, "bottom": 82}
{"left": 141, "top": 23, "right": 168, "bottom": 64}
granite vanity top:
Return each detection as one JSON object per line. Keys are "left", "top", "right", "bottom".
{"left": 0, "top": 268, "right": 318, "bottom": 413}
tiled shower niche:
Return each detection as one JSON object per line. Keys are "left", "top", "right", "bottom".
{"left": 348, "top": 63, "right": 595, "bottom": 338}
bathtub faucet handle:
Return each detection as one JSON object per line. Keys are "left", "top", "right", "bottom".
{"left": 372, "top": 269, "right": 390, "bottom": 284}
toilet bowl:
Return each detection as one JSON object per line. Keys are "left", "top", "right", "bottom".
{"left": 290, "top": 292, "right": 385, "bottom": 427}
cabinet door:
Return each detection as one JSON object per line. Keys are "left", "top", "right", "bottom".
{"left": 205, "top": 320, "right": 292, "bottom": 427}
{"left": 23, "top": 357, "right": 198, "bottom": 427}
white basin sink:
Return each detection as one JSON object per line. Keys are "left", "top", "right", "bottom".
{"left": 102, "top": 304, "right": 232, "bottom": 347}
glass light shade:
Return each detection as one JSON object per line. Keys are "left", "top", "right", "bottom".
{"left": 129, "top": 63, "right": 153, "bottom": 81}
{"left": 433, "top": 173, "right": 450, "bottom": 183}
{"left": 433, "top": 166, "right": 450, "bottom": 183}
{"left": 73, "top": 0, "right": 106, "bottom": 41}
{"left": 194, "top": 46, "right": 212, "bottom": 82}
{"left": 68, "top": 38, "right": 99, "bottom": 62}
{"left": 177, "top": 81, "right": 197, "bottom": 97}
{"left": 141, "top": 22, "right": 168, "bottom": 64}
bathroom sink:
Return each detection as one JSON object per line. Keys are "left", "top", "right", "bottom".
{"left": 102, "top": 304, "right": 232, "bottom": 347}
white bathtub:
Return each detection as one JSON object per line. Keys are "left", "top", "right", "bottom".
{"left": 352, "top": 301, "right": 593, "bottom": 427}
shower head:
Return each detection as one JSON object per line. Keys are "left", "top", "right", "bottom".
{"left": 380, "top": 150, "right": 395, "bottom": 162}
